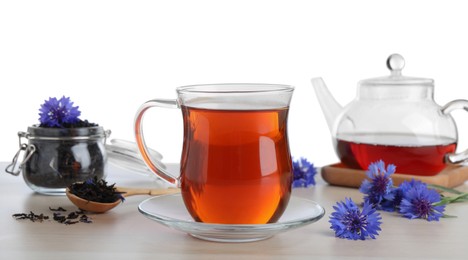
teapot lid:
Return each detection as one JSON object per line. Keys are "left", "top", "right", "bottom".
{"left": 358, "top": 54, "right": 434, "bottom": 87}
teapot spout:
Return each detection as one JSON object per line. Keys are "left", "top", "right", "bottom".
{"left": 311, "top": 77, "right": 343, "bottom": 132}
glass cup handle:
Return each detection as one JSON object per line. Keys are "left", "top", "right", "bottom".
{"left": 134, "top": 99, "right": 179, "bottom": 186}
{"left": 442, "top": 99, "right": 468, "bottom": 164}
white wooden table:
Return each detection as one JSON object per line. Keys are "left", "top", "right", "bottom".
{"left": 1, "top": 162, "right": 468, "bottom": 259}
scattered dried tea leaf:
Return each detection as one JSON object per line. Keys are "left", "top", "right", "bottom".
{"left": 13, "top": 207, "right": 92, "bottom": 224}
{"left": 49, "top": 206, "right": 67, "bottom": 212}
{"left": 12, "top": 211, "right": 49, "bottom": 222}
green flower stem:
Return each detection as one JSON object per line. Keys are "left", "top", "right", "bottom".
{"left": 426, "top": 184, "right": 468, "bottom": 206}
{"left": 434, "top": 192, "right": 468, "bottom": 206}
{"left": 428, "top": 184, "right": 464, "bottom": 195}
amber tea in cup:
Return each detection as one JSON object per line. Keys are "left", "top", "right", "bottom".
{"left": 135, "top": 84, "right": 294, "bottom": 224}
{"left": 181, "top": 106, "right": 291, "bottom": 224}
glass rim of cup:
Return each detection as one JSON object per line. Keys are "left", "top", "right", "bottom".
{"left": 177, "top": 83, "right": 294, "bottom": 94}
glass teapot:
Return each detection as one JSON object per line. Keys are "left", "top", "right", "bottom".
{"left": 312, "top": 54, "right": 468, "bottom": 176}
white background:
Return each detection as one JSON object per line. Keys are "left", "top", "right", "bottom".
{"left": 2, "top": 0, "right": 468, "bottom": 168}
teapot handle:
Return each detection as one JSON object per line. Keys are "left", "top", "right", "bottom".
{"left": 442, "top": 99, "right": 468, "bottom": 164}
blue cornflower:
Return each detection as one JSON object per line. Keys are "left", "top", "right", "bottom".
{"left": 329, "top": 198, "right": 382, "bottom": 240}
{"left": 392, "top": 179, "right": 425, "bottom": 207}
{"left": 359, "top": 160, "right": 396, "bottom": 211}
{"left": 39, "top": 96, "right": 81, "bottom": 127}
{"left": 292, "top": 157, "right": 317, "bottom": 188}
{"left": 399, "top": 180, "right": 445, "bottom": 221}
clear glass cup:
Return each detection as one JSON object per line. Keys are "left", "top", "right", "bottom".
{"left": 134, "top": 83, "right": 295, "bottom": 224}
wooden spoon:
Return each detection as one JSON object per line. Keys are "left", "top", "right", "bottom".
{"left": 66, "top": 187, "right": 180, "bottom": 213}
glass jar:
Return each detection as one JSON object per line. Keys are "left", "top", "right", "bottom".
{"left": 6, "top": 125, "right": 111, "bottom": 195}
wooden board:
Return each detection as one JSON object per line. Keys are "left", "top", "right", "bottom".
{"left": 321, "top": 163, "right": 468, "bottom": 188}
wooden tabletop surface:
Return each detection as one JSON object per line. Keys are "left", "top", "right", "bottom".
{"left": 1, "top": 162, "right": 468, "bottom": 260}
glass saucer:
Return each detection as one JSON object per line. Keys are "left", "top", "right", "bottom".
{"left": 138, "top": 194, "right": 325, "bottom": 243}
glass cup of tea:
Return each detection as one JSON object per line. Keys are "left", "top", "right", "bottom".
{"left": 134, "top": 84, "right": 295, "bottom": 224}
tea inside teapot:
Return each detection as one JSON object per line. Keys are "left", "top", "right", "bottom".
{"left": 335, "top": 133, "right": 456, "bottom": 175}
